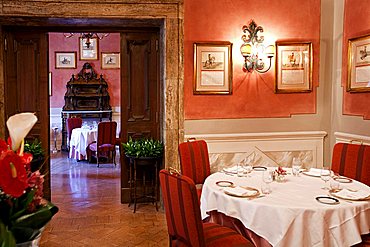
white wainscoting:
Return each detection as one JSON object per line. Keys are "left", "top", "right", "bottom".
{"left": 334, "top": 132, "right": 370, "bottom": 145}
{"left": 185, "top": 131, "right": 327, "bottom": 172}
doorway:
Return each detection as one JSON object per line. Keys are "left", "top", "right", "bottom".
{"left": 3, "top": 25, "right": 162, "bottom": 203}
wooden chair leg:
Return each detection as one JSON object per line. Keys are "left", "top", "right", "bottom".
{"left": 97, "top": 150, "right": 100, "bottom": 167}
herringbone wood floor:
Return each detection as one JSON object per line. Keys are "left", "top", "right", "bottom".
{"left": 40, "top": 152, "right": 168, "bottom": 247}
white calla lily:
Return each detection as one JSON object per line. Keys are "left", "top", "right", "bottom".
{"left": 6, "top": 112, "right": 38, "bottom": 151}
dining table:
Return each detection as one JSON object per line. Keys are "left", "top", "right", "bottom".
{"left": 69, "top": 127, "right": 97, "bottom": 161}
{"left": 200, "top": 167, "right": 370, "bottom": 247}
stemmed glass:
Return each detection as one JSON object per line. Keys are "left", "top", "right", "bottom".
{"left": 262, "top": 170, "right": 274, "bottom": 194}
{"left": 320, "top": 167, "right": 331, "bottom": 190}
{"left": 292, "top": 157, "right": 302, "bottom": 176}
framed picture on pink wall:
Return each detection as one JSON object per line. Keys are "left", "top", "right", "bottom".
{"left": 275, "top": 42, "right": 312, "bottom": 93}
{"left": 101, "top": 52, "right": 120, "bottom": 69}
{"left": 80, "top": 37, "right": 98, "bottom": 60}
{"left": 55, "top": 52, "right": 77, "bottom": 69}
{"left": 193, "top": 42, "right": 232, "bottom": 95}
{"left": 347, "top": 34, "right": 370, "bottom": 92}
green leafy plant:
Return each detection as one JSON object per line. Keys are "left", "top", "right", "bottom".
{"left": 24, "top": 139, "right": 44, "bottom": 161}
{"left": 122, "top": 137, "right": 164, "bottom": 158}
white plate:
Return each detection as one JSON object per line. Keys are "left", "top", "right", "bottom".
{"left": 302, "top": 171, "right": 321, "bottom": 177}
{"left": 333, "top": 176, "right": 352, "bottom": 183}
{"left": 316, "top": 196, "right": 339, "bottom": 205}
{"left": 216, "top": 181, "right": 234, "bottom": 187}
{"left": 224, "top": 186, "right": 259, "bottom": 198}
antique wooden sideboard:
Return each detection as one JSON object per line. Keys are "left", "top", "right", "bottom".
{"left": 61, "top": 63, "right": 112, "bottom": 151}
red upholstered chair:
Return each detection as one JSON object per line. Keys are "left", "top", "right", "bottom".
{"left": 87, "top": 121, "right": 117, "bottom": 167}
{"left": 66, "top": 117, "right": 82, "bottom": 150}
{"left": 331, "top": 143, "right": 370, "bottom": 186}
{"left": 159, "top": 169, "right": 254, "bottom": 247}
{"left": 178, "top": 139, "right": 211, "bottom": 200}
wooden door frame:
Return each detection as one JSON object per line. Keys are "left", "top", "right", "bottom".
{"left": 0, "top": 1, "right": 184, "bottom": 202}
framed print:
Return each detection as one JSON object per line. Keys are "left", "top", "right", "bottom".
{"left": 347, "top": 34, "right": 370, "bottom": 92}
{"left": 80, "top": 37, "right": 98, "bottom": 60}
{"left": 55, "top": 52, "right": 76, "bottom": 69}
{"left": 101, "top": 52, "right": 120, "bottom": 69}
{"left": 193, "top": 42, "right": 232, "bottom": 94}
{"left": 275, "top": 42, "right": 312, "bottom": 93}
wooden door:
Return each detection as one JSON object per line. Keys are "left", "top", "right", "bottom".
{"left": 120, "top": 31, "right": 160, "bottom": 202}
{"left": 3, "top": 30, "right": 50, "bottom": 200}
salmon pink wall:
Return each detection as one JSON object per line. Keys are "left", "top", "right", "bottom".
{"left": 184, "top": 0, "right": 320, "bottom": 119}
{"left": 49, "top": 33, "right": 120, "bottom": 108}
{"left": 342, "top": 0, "right": 370, "bottom": 120}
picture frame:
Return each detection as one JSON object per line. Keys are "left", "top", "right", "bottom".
{"left": 55, "top": 52, "right": 76, "bottom": 69}
{"left": 79, "top": 37, "right": 98, "bottom": 60}
{"left": 193, "top": 42, "right": 232, "bottom": 94}
{"left": 347, "top": 34, "right": 370, "bottom": 92}
{"left": 101, "top": 52, "right": 120, "bottom": 69}
{"left": 275, "top": 42, "right": 312, "bottom": 93}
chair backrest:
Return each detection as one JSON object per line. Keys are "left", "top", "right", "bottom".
{"left": 97, "top": 121, "right": 117, "bottom": 147}
{"left": 178, "top": 140, "right": 211, "bottom": 184}
{"left": 66, "top": 117, "right": 82, "bottom": 140}
{"left": 331, "top": 143, "right": 370, "bottom": 186}
{"left": 159, "top": 169, "right": 205, "bottom": 247}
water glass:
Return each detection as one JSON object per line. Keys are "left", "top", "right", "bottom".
{"left": 237, "top": 162, "right": 245, "bottom": 177}
{"left": 330, "top": 178, "right": 340, "bottom": 191}
{"left": 320, "top": 167, "right": 331, "bottom": 190}
{"left": 262, "top": 170, "right": 274, "bottom": 194}
{"left": 292, "top": 157, "right": 302, "bottom": 176}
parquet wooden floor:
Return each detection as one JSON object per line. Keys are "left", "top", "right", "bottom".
{"left": 40, "top": 152, "right": 168, "bottom": 247}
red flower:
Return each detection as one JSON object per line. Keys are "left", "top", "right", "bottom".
{"left": 0, "top": 150, "right": 28, "bottom": 198}
{"left": 0, "top": 139, "right": 8, "bottom": 154}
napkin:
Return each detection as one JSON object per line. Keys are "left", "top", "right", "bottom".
{"left": 224, "top": 186, "right": 257, "bottom": 197}
{"left": 334, "top": 189, "right": 370, "bottom": 200}
{"left": 222, "top": 166, "right": 240, "bottom": 174}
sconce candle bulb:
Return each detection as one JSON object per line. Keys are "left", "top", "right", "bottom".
{"left": 240, "top": 20, "right": 274, "bottom": 73}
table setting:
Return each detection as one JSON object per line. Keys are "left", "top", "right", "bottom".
{"left": 201, "top": 163, "right": 370, "bottom": 247}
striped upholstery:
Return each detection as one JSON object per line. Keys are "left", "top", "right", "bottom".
{"left": 87, "top": 121, "right": 117, "bottom": 167}
{"left": 66, "top": 117, "right": 82, "bottom": 150}
{"left": 178, "top": 140, "right": 211, "bottom": 200}
{"left": 159, "top": 169, "right": 254, "bottom": 247}
{"left": 331, "top": 143, "right": 370, "bottom": 186}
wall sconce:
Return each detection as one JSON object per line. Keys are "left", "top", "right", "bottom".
{"left": 240, "top": 20, "right": 274, "bottom": 73}
{"left": 63, "top": 33, "right": 109, "bottom": 48}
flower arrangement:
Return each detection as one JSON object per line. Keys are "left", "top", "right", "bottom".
{"left": 0, "top": 113, "right": 58, "bottom": 246}
{"left": 274, "top": 166, "right": 287, "bottom": 182}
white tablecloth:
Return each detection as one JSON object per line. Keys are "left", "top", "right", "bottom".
{"left": 69, "top": 127, "right": 97, "bottom": 160}
{"left": 200, "top": 169, "right": 370, "bottom": 247}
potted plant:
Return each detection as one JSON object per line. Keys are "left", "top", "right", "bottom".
{"left": 24, "top": 139, "right": 45, "bottom": 172}
{"left": 122, "top": 137, "right": 164, "bottom": 159}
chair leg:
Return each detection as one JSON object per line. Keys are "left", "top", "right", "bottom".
{"left": 97, "top": 150, "right": 100, "bottom": 168}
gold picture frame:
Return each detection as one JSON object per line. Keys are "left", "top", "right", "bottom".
{"left": 347, "top": 34, "right": 370, "bottom": 92}
{"left": 193, "top": 42, "right": 232, "bottom": 95}
{"left": 275, "top": 42, "right": 313, "bottom": 93}
{"left": 79, "top": 37, "right": 98, "bottom": 60}
{"left": 101, "top": 52, "right": 120, "bottom": 69}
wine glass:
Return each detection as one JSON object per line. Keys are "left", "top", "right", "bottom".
{"left": 320, "top": 167, "right": 331, "bottom": 190}
{"left": 262, "top": 170, "right": 274, "bottom": 194}
{"left": 292, "top": 157, "right": 302, "bottom": 176}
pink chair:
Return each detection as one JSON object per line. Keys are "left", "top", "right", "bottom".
{"left": 87, "top": 121, "right": 117, "bottom": 167}
{"left": 66, "top": 117, "right": 82, "bottom": 151}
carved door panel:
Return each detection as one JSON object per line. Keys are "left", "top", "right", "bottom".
{"left": 120, "top": 31, "right": 160, "bottom": 202}
{"left": 3, "top": 30, "right": 50, "bottom": 199}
